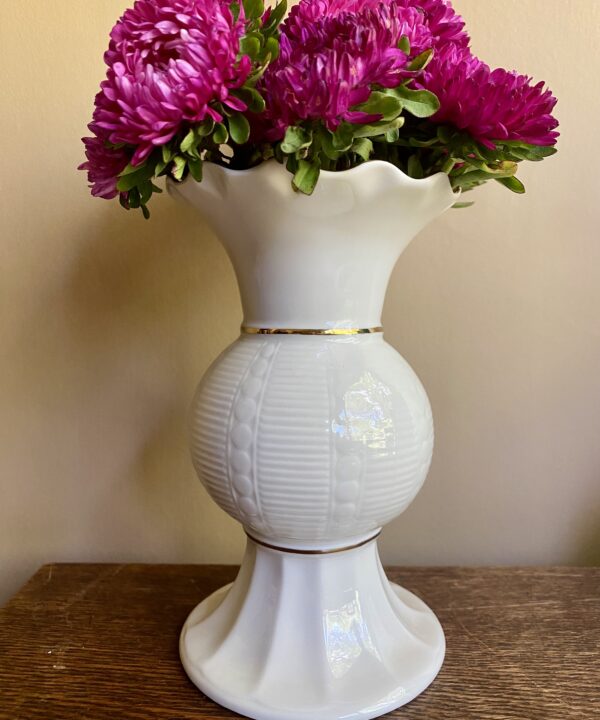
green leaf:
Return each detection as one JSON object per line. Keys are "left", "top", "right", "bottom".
{"left": 452, "top": 170, "right": 494, "bottom": 189}
{"left": 452, "top": 201, "right": 475, "bottom": 209}
{"left": 188, "top": 157, "right": 203, "bottom": 182}
{"left": 180, "top": 129, "right": 196, "bottom": 154}
{"left": 242, "top": 0, "right": 264, "bottom": 20}
{"left": 263, "top": 0, "right": 287, "bottom": 31}
{"left": 468, "top": 144, "right": 495, "bottom": 163}
{"left": 119, "top": 162, "right": 145, "bottom": 177}
{"left": 228, "top": 113, "right": 251, "bottom": 145}
{"left": 162, "top": 145, "right": 175, "bottom": 164}
{"left": 358, "top": 91, "right": 402, "bottom": 121}
{"left": 281, "top": 126, "right": 312, "bottom": 154}
{"left": 407, "top": 48, "right": 433, "bottom": 72}
{"left": 352, "top": 137, "right": 373, "bottom": 162}
{"left": 318, "top": 129, "right": 342, "bottom": 161}
{"left": 393, "top": 85, "right": 440, "bottom": 118}
{"left": 502, "top": 149, "right": 530, "bottom": 163}
{"left": 469, "top": 159, "right": 518, "bottom": 176}
{"left": 187, "top": 144, "right": 202, "bottom": 160}
{"left": 141, "top": 204, "right": 150, "bottom": 220}
{"left": 263, "top": 36, "right": 280, "bottom": 61}
{"left": 232, "top": 87, "right": 266, "bottom": 113}
{"left": 196, "top": 118, "right": 215, "bottom": 137}
{"left": 496, "top": 175, "right": 526, "bottom": 193}
{"left": 116, "top": 162, "right": 156, "bottom": 192}
{"left": 127, "top": 188, "right": 140, "bottom": 208}
{"left": 441, "top": 157, "right": 457, "bottom": 174}
{"left": 407, "top": 136, "right": 441, "bottom": 147}
{"left": 213, "top": 122, "right": 229, "bottom": 145}
{"left": 504, "top": 141, "right": 556, "bottom": 155}
{"left": 502, "top": 143, "right": 557, "bottom": 162}
{"left": 398, "top": 35, "right": 410, "bottom": 54}
{"left": 436, "top": 125, "right": 452, "bottom": 143}
{"left": 172, "top": 155, "right": 187, "bottom": 181}
{"left": 353, "top": 116, "right": 404, "bottom": 138}
{"left": 245, "top": 61, "right": 269, "bottom": 86}
{"left": 240, "top": 35, "right": 261, "bottom": 59}
{"left": 285, "top": 153, "right": 297, "bottom": 175}
{"left": 139, "top": 179, "right": 153, "bottom": 205}
{"left": 292, "top": 159, "right": 320, "bottom": 195}
{"left": 331, "top": 123, "right": 354, "bottom": 151}
{"left": 407, "top": 154, "right": 424, "bottom": 179}
{"left": 529, "top": 145, "right": 557, "bottom": 158}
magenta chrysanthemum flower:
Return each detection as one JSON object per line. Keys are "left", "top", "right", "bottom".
{"left": 285, "top": 0, "right": 467, "bottom": 49}
{"left": 261, "top": 0, "right": 433, "bottom": 137}
{"left": 82, "top": 0, "right": 251, "bottom": 181}
{"left": 78, "top": 131, "right": 130, "bottom": 199}
{"left": 421, "top": 46, "right": 559, "bottom": 148}
{"left": 284, "top": 0, "right": 427, "bottom": 50}
{"left": 397, "top": 0, "right": 469, "bottom": 49}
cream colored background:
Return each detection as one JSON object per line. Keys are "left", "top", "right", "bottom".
{"left": 1, "top": 0, "right": 599, "bottom": 604}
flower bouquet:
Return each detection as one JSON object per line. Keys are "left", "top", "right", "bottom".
{"left": 80, "top": 0, "right": 558, "bottom": 217}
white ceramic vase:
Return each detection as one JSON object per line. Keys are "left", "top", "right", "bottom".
{"left": 169, "top": 160, "right": 457, "bottom": 720}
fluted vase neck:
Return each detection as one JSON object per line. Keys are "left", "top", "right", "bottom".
{"left": 168, "top": 160, "right": 456, "bottom": 329}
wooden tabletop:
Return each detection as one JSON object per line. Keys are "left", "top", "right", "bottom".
{"left": 0, "top": 565, "right": 598, "bottom": 719}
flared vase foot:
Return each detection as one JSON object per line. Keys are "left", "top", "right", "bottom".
{"left": 180, "top": 535, "right": 444, "bottom": 720}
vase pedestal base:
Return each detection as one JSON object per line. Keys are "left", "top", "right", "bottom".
{"left": 180, "top": 534, "right": 444, "bottom": 720}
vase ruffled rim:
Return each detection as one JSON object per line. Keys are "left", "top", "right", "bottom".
{"left": 167, "top": 158, "right": 459, "bottom": 205}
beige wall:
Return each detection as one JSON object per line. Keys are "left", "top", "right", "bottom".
{"left": 1, "top": 0, "right": 599, "bottom": 603}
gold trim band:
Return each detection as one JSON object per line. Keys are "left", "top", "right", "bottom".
{"left": 245, "top": 530, "right": 381, "bottom": 555}
{"left": 241, "top": 326, "right": 383, "bottom": 336}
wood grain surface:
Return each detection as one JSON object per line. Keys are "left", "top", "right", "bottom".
{"left": 0, "top": 564, "right": 598, "bottom": 719}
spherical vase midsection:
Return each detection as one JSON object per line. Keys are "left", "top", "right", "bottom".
{"left": 190, "top": 332, "right": 433, "bottom": 545}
